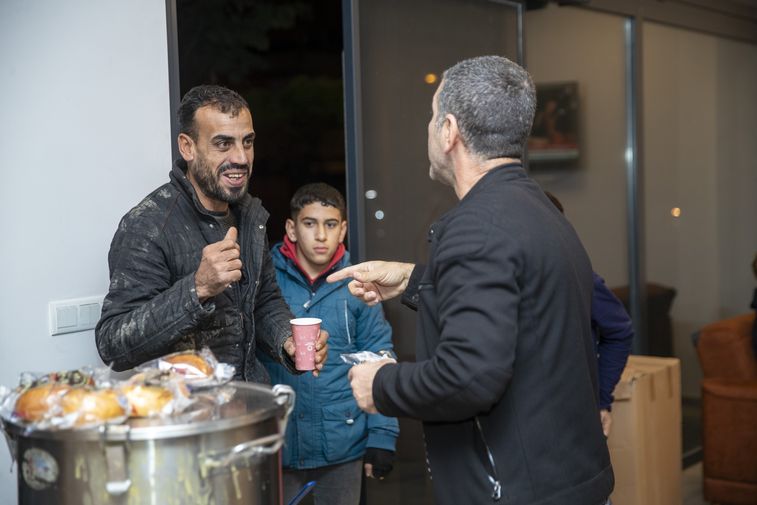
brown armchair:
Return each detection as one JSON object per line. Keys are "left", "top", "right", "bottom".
{"left": 696, "top": 313, "right": 757, "bottom": 505}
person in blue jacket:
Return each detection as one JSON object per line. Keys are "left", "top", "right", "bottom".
{"left": 545, "top": 191, "right": 633, "bottom": 437}
{"left": 260, "top": 183, "right": 398, "bottom": 505}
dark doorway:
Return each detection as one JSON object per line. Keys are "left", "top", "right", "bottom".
{"left": 176, "top": 0, "right": 345, "bottom": 243}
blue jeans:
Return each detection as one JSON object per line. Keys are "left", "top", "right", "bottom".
{"left": 283, "top": 459, "right": 363, "bottom": 505}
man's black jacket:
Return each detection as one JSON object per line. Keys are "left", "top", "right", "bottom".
{"left": 374, "top": 164, "right": 614, "bottom": 504}
{"left": 95, "top": 160, "right": 295, "bottom": 382}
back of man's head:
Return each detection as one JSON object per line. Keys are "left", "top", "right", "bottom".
{"left": 437, "top": 55, "right": 535, "bottom": 160}
{"left": 290, "top": 183, "right": 346, "bottom": 220}
{"left": 177, "top": 85, "right": 249, "bottom": 140}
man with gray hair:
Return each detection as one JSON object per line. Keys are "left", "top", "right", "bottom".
{"left": 328, "top": 56, "right": 614, "bottom": 504}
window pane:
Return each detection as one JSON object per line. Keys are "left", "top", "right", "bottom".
{"left": 643, "top": 22, "right": 757, "bottom": 399}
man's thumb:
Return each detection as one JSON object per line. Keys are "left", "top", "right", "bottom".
{"left": 225, "top": 226, "right": 238, "bottom": 242}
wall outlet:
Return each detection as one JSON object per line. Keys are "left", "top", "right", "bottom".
{"left": 48, "top": 295, "right": 105, "bottom": 336}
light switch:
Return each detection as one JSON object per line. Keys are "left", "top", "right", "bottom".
{"left": 49, "top": 295, "right": 105, "bottom": 336}
{"left": 79, "top": 303, "right": 100, "bottom": 327}
{"left": 56, "top": 305, "right": 78, "bottom": 328}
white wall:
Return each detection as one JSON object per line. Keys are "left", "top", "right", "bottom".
{"left": 0, "top": 1, "right": 172, "bottom": 500}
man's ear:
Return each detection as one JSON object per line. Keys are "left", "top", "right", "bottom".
{"left": 285, "top": 218, "right": 297, "bottom": 242}
{"left": 338, "top": 220, "right": 347, "bottom": 244}
{"left": 178, "top": 133, "right": 195, "bottom": 162}
{"left": 443, "top": 114, "right": 461, "bottom": 154}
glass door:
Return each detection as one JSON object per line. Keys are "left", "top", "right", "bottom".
{"left": 343, "top": 0, "right": 522, "bottom": 359}
{"left": 342, "top": 1, "right": 522, "bottom": 502}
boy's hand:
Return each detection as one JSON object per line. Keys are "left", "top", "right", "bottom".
{"left": 364, "top": 448, "right": 394, "bottom": 479}
{"left": 283, "top": 329, "right": 329, "bottom": 377}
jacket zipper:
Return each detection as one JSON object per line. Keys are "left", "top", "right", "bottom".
{"left": 475, "top": 416, "right": 502, "bottom": 501}
{"left": 343, "top": 299, "right": 351, "bottom": 345}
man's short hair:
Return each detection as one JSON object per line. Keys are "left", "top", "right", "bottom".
{"left": 177, "top": 85, "right": 249, "bottom": 140}
{"left": 290, "top": 183, "right": 346, "bottom": 220}
{"left": 437, "top": 55, "right": 536, "bottom": 160}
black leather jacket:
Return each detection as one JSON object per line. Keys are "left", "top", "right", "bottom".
{"left": 95, "top": 160, "right": 295, "bottom": 382}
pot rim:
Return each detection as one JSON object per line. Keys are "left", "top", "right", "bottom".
{"left": 2, "top": 382, "right": 286, "bottom": 442}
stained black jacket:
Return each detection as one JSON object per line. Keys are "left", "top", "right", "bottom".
{"left": 373, "top": 164, "right": 614, "bottom": 504}
{"left": 95, "top": 160, "right": 296, "bottom": 382}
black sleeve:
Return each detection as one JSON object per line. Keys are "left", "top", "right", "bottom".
{"left": 373, "top": 210, "right": 519, "bottom": 422}
{"left": 95, "top": 221, "right": 214, "bottom": 371}
{"left": 400, "top": 265, "right": 425, "bottom": 311}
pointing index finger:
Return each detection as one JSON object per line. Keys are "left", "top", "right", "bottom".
{"left": 326, "top": 264, "right": 363, "bottom": 283}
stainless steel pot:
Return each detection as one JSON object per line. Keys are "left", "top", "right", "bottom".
{"left": 3, "top": 382, "right": 294, "bottom": 505}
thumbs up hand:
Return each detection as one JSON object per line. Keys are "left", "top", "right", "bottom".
{"left": 195, "top": 226, "right": 243, "bottom": 301}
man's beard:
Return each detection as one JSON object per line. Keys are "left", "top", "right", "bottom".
{"left": 189, "top": 156, "right": 251, "bottom": 205}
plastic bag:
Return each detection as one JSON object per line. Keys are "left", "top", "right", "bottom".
{"left": 340, "top": 351, "right": 396, "bottom": 366}
{"left": 1, "top": 368, "right": 131, "bottom": 431}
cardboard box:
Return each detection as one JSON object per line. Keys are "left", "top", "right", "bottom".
{"left": 607, "top": 355, "right": 682, "bottom": 505}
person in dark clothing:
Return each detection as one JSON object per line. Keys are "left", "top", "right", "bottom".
{"left": 544, "top": 191, "right": 633, "bottom": 437}
{"left": 95, "top": 85, "right": 328, "bottom": 382}
{"left": 328, "top": 56, "right": 613, "bottom": 505}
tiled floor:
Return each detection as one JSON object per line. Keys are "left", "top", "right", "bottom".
{"left": 682, "top": 462, "right": 708, "bottom": 505}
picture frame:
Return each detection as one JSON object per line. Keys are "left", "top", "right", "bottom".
{"left": 528, "top": 81, "right": 580, "bottom": 164}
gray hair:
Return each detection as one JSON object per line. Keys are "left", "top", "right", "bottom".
{"left": 436, "top": 55, "right": 536, "bottom": 159}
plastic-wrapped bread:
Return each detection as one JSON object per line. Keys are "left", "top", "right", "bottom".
{"left": 163, "top": 352, "right": 214, "bottom": 378}
{"left": 13, "top": 383, "right": 71, "bottom": 422}
{"left": 138, "top": 348, "right": 235, "bottom": 388}
{"left": 59, "top": 388, "right": 127, "bottom": 426}
{"left": 122, "top": 384, "right": 173, "bottom": 417}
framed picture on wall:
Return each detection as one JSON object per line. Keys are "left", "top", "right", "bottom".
{"left": 528, "top": 81, "right": 580, "bottom": 164}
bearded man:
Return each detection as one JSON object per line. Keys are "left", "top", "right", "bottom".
{"left": 96, "top": 85, "right": 327, "bottom": 383}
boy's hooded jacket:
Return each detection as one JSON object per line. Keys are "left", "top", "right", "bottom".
{"left": 260, "top": 241, "right": 399, "bottom": 469}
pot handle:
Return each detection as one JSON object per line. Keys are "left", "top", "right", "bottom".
{"left": 272, "top": 384, "right": 295, "bottom": 419}
{"left": 200, "top": 432, "right": 284, "bottom": 477}
{"left": 272, "top": 384, "right": 295, "bottom": 435}
{"left": 100, "top": 424, "right": 132, "bottom": 496}
{"left": 1, "top": 421, "right": 17, "bottom": 465}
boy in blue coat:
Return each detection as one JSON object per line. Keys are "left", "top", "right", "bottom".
{"left": 260, "top": 183, "right": 398, "bottom": 505}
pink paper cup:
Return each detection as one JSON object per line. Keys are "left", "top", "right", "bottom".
{"left": 290, "top": 318, "right": 322, "bottom": 371}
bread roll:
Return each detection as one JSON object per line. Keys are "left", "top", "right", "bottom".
{"left": 123, "top": 384, "right": 172, "bottom": 417}
{"left": 164, "top": 353, "right": 213, "bottom": 377}
{"left": 14, "top": 384, "right": 71, "bottom": 422}
{"left": 60, "top": 388, "right": 126, "bottom": 425}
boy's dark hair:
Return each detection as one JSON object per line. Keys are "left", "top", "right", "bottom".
{"left": 290, "top": 183, "right": 346, "bottom": 220}
{"left": 177, "top": 85, "right": 249, "bottom": 140}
